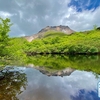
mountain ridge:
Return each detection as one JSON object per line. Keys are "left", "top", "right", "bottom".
{"left": 24, "top": 25, "right": 75, "bottom": 42}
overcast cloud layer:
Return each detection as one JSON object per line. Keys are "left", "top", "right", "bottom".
{"left": 0, "top": 0, "right": 100, "bottom": 37}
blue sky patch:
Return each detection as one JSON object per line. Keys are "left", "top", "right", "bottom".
{"left": 71, "top": 89, "right": 99, "bottom": 100}
{"left": 68, "top": 0, "right": 100, "bottom": 12}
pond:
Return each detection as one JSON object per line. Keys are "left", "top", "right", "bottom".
{"left": 0, "top": 55, "right": 100, "bottom": 100}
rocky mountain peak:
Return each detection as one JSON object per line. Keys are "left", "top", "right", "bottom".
{"left": 24, "top": 25, "right": 75, "bottom": 42}
{"left": 38, "top": 25, "right": 74, "bottom": 34}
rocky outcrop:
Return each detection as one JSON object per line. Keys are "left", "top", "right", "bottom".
{"left": 24, "top": 25, "right": 75, "bottom": 42}
{"left": 38, "top": 25, "right": 75, "bottom": 34}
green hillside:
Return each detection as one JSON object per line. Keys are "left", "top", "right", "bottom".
{"left": 4, "top": 29, "right": 100, "bottom": 59}
{"left": 37, "top": 30, "right": 68, "bottom": 39}
{"left": 24, "top": 29, "right": 100, "bottom": 55}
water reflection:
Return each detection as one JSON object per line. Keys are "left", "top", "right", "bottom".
{"left": 0, "top": 67, "right": 100, "bottom": 100}
{"left": 0, "top": 67, "right": 27, "bottom": 100}
{"left": 16, "top": 67, "right": 100, "bottom": 100}
{"left": 0, "top": 55, "right": 100, "bottom": 100}
{"left": 0, "top": 55, "right": 100, "bottom": 75}
{"left": 26, "top": 55, "right": 100, "bottom": 75}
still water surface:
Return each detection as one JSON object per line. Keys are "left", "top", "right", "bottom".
{"left": 0, "top": 55, "right": 100, "bottom": 100}
{"left": 0, "top": 67, "right": 100, "bottom": 100}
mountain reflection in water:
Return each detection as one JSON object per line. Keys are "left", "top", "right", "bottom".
{"left": 0, "top": 67, "right": 100, "bottom": 100}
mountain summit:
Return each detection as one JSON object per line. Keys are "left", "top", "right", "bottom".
{"left": 38, "top": 25, "right": 75, "bottom": 34}
{"left": 25, "top": 25, "right": 75, "bottom": 42}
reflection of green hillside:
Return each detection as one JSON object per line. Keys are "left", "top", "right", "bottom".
{"left": 26, "top": 55, "right": 100, "bottom": 74}
{"left": 0, "top": 55, "right": 100, "bottom": 75}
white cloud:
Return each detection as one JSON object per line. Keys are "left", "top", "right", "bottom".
{"left": 61, "top": 6, "right": 100, "bottom": 31}
{"left": 0, "top": 0, "right": 100, "bottom": 36}
{"left": 0, "top": 11, "right": 13, "bottom": 18}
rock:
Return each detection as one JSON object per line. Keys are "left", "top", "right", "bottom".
{"left": 38, "top": 25, "right": 75, "bottom": 35}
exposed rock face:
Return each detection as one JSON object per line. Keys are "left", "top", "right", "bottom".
{"left": 24, "top": 25, "right": 75, "bottom": 42}
{"left": 38, "top": 25, "right": 75, "bottom": 34}
{"left": 24, "top": 35, "right": 38, "bottom": 42}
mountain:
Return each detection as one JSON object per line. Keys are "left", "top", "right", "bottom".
{"left": 24, "top": 25, "right": 75, "bottom": 42}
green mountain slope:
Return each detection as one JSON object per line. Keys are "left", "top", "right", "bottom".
{"left": 6, "top": 27, "right": 100, "bottom": 60}
{"left": 38, "top": 30, "right": 67, "bottom": 38}
{"left": 24, "top": 29, "right": 100, "bottom": 55}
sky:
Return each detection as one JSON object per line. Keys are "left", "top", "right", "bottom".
{"left": 0, "top": 0, "right": 100, "bottom": 37}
